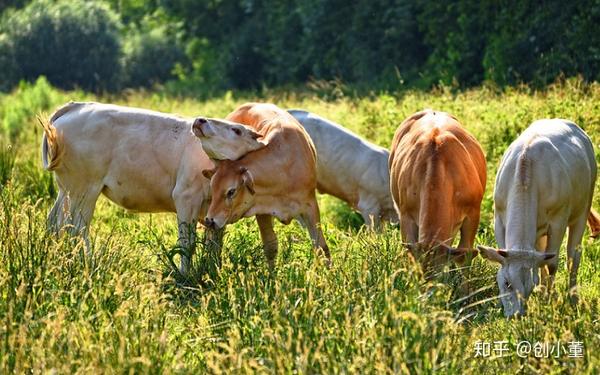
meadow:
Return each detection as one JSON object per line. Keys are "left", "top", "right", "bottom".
{"left": 1, "top": 77, "right": 599, "bottom": 373}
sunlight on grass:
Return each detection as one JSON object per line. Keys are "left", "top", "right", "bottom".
{"left": 1, "top": 78, "right": 599, "bottom": 373}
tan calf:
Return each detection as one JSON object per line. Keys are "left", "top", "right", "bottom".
{"left": 389, "top": 109, "right": 486, "bottom": 270}
{"left": 200, "top": 103, "right": 330, "bottom": 267}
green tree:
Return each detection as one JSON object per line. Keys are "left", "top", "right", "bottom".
{"left": 0, "top": 0, "right": 122, "bottom": 92}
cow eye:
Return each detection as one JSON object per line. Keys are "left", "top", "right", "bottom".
{"left": 232, "top": 128, "right": 242, "bottom": 136}
{"left": 226, "top": 188, "right": 236, "bottom": 199}
{"left": 504, "top": 281, "right": 511, "bottom": 289}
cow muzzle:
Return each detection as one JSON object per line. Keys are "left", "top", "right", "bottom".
{"left": 204, "top": 216, "right": 225, "bottom": 230}
{"left": 192, "top": 117, "right": 209, "bottom": 138}
{"left": 204, "top": 217, "right": 216, "bottom": 229}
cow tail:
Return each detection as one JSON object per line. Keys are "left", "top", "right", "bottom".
{"left": 39, "top": 115, "right": 63, "bottom": 171}
{"left": 587, "top": 208, "right": 600, "bottom": 238}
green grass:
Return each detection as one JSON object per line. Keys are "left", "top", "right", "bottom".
{"left": 1, "top": 77, "right": 599, "bottom": 373}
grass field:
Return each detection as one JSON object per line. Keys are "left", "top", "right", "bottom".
{"left": 1, "top": 77, "right": 599, "bottom": 373}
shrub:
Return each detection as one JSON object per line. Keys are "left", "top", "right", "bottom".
{"left": 0, "top": 77, "right": 78, "bottom": 139}
{"left": 483, "top": 1, "right": 600, "bottom": 86}
{"left": 0, "top": 0, "right": 122, "bottom": 92}
{"left": 122, "top": 24, "right": 187, "bottom": 89}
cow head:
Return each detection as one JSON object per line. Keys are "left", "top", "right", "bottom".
{"left": 203, "top": 162, "right": 256, "bottom": 229}
{"left": 381, "top": 208, "right": 400, "bottom": 225}
{"left": 192, "top": 117, "right": 267, "bottom": 160}
{"left": 477, "top": 245, "right": 556, "bottom": 317}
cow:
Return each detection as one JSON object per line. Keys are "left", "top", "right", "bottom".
{"left": 196, "top": 102, "right": 331, "bottom": 267}
{"left": 288, "top": 110, "right": 398, "bottom": 228}
{"left": 388, "top": 109, "right": 486, "bottom": 271}
{"left": 477, "top": 119, "right": 600, "bottom": 317}
{"left": 191, "top": 108, "right": 398, "bottom": 229}
{"left": 39, "top": 101, "right": 242, "bottom": 274}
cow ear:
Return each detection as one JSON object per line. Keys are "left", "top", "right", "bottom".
{"left": 477, "top": 245, "right": 508, "bottom": 265}
{"left": 202, "top": 167, "right": 216, "bottom": 180}
{"left": 240, "top": 167, "right": 255, "bottom": 194}
{"left": 247, "top": 129, "right": 268, "bottom": 147}
{"left": 248, "top": 129, "right": 262, "bottom": 140}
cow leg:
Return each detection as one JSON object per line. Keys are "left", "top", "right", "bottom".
{"left": 566, "top": 214, "right": 587, "bottom": 303}
{"left": 173, "top": 188, "right": 205, "bottom": 276}
{"left": 543, "top": 220, "right": 567, "bottom": 290}
{"left": 536, "top": 235, "right": 548, "bottom": 251}
{"left": 175, "top": 218, "right": 197, "bottom": 275}
{"left": 456, "top": 210, "right": 480, "bottom": 264}
{"left": 47, "top": 188, "right": 67, "bottom": 234}
{"left": 65, "top": 186, "right": 102, "bottom": 256}
{"left": 537, "top": 234, "right": 549, "bottom": 285}
{"left": 256, "top": 214, "right": 278, "bottom": 268}
{"left": 299, "top": 198, "right": 331, "bottom": 266}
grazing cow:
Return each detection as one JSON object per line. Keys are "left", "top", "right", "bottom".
{"left": 478, "top": 119, "right": 600, "bottom": 317}
{"left": 192, "top": 109, "right": 398, "bottom": 228}
{"left": 288, "top": 110, "right": 398, "bottom": 228}
{"left": 40, "top": 101, "right": 240, "bottom": 274}
{"left": 197, "top": 102, "right": 331, "bottom": 267}
{"left": 388, "top": 109, "right": 486, "bottom": 270}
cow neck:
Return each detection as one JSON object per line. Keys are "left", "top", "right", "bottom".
{"left": 505, "top": 187, "right": 538, "bottom": 251}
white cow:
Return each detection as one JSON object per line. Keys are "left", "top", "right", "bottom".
{"left": 288, "top": 110, "right": 397, "bottom": 228}
{"left": 191, "top": 108, "right": 398, "bottom": 228}
{"left": 40, "top": 101, "right": 240, "bottom": 274}
{"left": 478, "top": 119, "right": 600, "bottom": 317}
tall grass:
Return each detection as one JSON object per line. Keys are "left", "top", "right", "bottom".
{"left": 0, "top": 78, "right": 598, "bottom": 373}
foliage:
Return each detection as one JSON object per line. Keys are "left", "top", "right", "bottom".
{"left": 121, "top": 23, "right": 187, "bottom": 89}
{"left": 161, "top": 0, "right": 600, "bottom": 90}
{"left": 163, "top": 0, "right": 427, "bottom": 89}
{"left": 483, "top": 0, "right": 600, "bottom": 85}
{"left": 1, "top": 0, "right": 599, "bottom": 91}
{"left": 0, "top": 77, "right": 86, "bottom": 139}
{"left": 0, "top": 0, "right": 122, "bottom": 92}
{"left": 0, "top": 0, "right": 27, "bottom": 12}
{"left": 1, "top": 79, "right": 599, "bottom": 372}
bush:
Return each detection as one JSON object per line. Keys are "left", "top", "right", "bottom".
{"left": 0, "top": 34, "right": 19, "bottom": 92}
{"left": 162, "top": 0, "right": 427, "bottom": 90}
{"left": 416, "top": 0, "right": 496, "bottom": 87}
{"left": 162, "top": 0, "right": 600, "bottom": 90}
{"left": 122, "top": 24, "right": 187, "bottom": 89}
{"left": 483, "top": 1, "right": 600, "bottom": 86}
{"left": 0, "top": 0, "right": 122, "bottom": 92}
{"left": 0, "top": 77, "right": 85, "bottom": 139}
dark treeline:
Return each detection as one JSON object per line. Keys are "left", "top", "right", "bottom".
{"left": 1, "top": 0, "right": 599, "bottom": 93}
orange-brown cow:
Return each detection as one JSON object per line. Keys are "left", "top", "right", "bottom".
{"left": 201, "top": 103, "right": 330, "bottom": 267}
{"left": 389, "top": 109, "right": 486, "bottom": 269}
